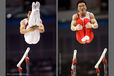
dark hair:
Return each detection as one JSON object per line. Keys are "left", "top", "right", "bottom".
{"left": 77, "top": 0, "right": 87, "bottom": 7}
{"left": 26, "top": 6, "right": 32, "bottom": 14}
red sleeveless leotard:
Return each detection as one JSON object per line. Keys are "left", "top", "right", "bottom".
{"left": 75, "top": 12, "right": 94, "bottom": 44}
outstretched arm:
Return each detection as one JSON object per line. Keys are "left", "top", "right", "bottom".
{"left": 90, "top": 13, "right": 98, "bottom": 29}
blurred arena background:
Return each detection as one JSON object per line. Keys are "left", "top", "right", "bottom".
{"left": 6, "top": 0, "right": 56, "bottom": 76}
{"left": 58, "top": 0, "right": 108, "bottom": 76}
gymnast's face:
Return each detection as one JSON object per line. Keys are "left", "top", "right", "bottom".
{"left": 27, "top": 11, "right": 32, "bottom": 18}
{"left": 77, "top": 3, "right": 87, "bottom": 14}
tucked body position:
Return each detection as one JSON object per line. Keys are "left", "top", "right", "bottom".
{"left": 71, "top": 0, "right": 98, "bottom": 44}
{"left": 20, "top": 2, "right": 45, "bottom": 44}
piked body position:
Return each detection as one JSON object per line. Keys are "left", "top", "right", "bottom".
{"left": 71, "top": 0, "right": 98, "bottom": 44}
{"left": 20, "top": 2, "right": 45, "bottom": 44}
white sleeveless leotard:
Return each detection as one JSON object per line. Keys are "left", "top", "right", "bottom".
{"left": 24, "top": 18, "right": 40, "bottom": 44}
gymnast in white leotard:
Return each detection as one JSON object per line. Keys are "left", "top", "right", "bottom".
{"left": 20, "top": 2, "right": 45, "bottom": 44}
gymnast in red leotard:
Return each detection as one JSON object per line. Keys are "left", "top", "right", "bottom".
{"left": 71, "top": 0, "right": 98, "bottom": 44}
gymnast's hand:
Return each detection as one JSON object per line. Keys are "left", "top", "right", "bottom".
{"left": 85, "top": 22, "right": 93, "bottom": 28}
{"left": 71, "top": 25, "right": 77, "bottom": 31}
{"left": 32, "top": 26, "right": 39, "bottom": 29}
{"left": 28, "top": 26, "right": 38, "bottom": 32}
{"left": 76, "top": 24, "right": 83, "bottom": 30}
{"left": 28, "top": 27, "right": 36, "bottom": 32}
{"left": 31, "top": 25, "right": 44, "bottom": 33}
{"left": 71, "top": 24, "right": 83, "bottom": 31}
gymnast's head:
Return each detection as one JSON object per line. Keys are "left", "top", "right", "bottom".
{"left": 26, "top": 6, "right": 32, "bottom": 18}
{"left": 77, "top": 0, "right": 87, "bottom": 14}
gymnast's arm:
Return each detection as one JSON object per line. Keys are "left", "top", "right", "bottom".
{"left": 36, "top": 19, "right": 45, "bottom": 33}
{"left": 71, "top": 14, "right": 78, "bottom": 31}
{"left": 90, "top": 13, "right": 98, "bottom": 29}
{"left": 20, "top": 19, "right": 35, "bottom": 34}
